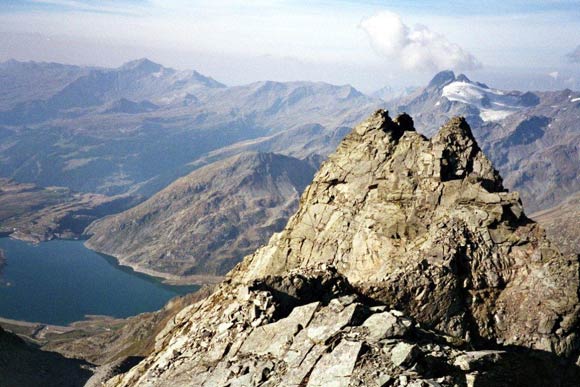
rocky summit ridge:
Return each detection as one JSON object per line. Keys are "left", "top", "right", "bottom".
{"left": 104, "top": 111, "right": 580, "bottom": 387}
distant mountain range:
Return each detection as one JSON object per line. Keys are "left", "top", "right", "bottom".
{"left": 0, "top": 59, "right": 578, "bottom": 282}
{"left": 0, "top": 59, "right": 380, "bottom": 198}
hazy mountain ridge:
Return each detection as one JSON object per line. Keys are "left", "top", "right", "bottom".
{"left": 1, "top": 60, "right": 577, "bottom": 215}
{"left": 0, "top": 59, "right": 380, "bottom": 197}
{"left": 0, "top": 60, "right": 91, "bottom": 111}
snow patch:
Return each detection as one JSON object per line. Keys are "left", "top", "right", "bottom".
{"left": 442, "top": 81, "right": 526, "bottom": 122}
{"left": 571, "top": 97, "right": 580, "bottom": 102}
{"left": 479, "top": 110, "right": 515, "bottom": 121}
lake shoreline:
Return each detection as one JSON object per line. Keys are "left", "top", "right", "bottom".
{"left": 83, "top": 239, "right": 225, "bottom": 286}
{"left": 2, "top": 233, "right": 220, "bottom": 286}
{"left": 0, "top": 238, "right": 199, "bottom": 325}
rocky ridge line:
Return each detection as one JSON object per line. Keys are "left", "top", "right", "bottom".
{"left": 234, "top": 110, "right": 579, "bottom": 355}
{"left": 104, "top": 111, "right": 580, "bottom": 386}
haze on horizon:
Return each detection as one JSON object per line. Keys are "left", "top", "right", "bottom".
{"left": 1, "top": 0, "right": 580, "bottom": 92}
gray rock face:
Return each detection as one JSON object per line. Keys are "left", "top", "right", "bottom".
{"left": 105, "top": 111, "right": 580, "bottom": 386}
{"left": 391, "top": 342, "right": 419, "bottom": 368}
{"left": 105, "top": 268, "right": 580, "bottom": 387}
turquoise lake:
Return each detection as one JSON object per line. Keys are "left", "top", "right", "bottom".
{"left": 0, "top": 238, "right": 199, "bottom": 325}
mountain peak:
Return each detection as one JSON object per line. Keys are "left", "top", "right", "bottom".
{"left": 120, "top": 58, "right": 163, "bottom": 73}
{"left": 233, "top": 111, "right": 576, "bottom": 355}
{"left": 427, "top": 70, "right": 456, "bottom": 88}
{"left": 108, "top": 111, "right": 580, "bottom": 386}
{"left": 455, "top": 73, "right": 471, "bottom": 83}
{"left": 352, "top": 109, "right": 415, "bottom": 138}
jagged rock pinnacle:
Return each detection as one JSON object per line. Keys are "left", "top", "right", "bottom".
{"left": 105, "top": 112, "right": 580, "bottom": 387}
{"left": 234, "top": 111, "right": 578, "bottom": 355}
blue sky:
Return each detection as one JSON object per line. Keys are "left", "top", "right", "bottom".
{"left": 1, "top": 0, "right": 579, "bottom": 90}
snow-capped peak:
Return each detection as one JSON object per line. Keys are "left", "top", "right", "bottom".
{"left": 442, "top": 79, "right": 530, "bottom": 122}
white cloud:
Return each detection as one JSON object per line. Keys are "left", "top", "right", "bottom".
{"left": 360, "top": 11, "right": 482, "bottom": 72}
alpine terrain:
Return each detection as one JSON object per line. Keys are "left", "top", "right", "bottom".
{"left": 98, "top": 111, "right": 580, "bottom": 387}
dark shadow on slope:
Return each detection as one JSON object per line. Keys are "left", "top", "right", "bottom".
{"left": 0, "top": 327, "right": 93, "bottom": 387}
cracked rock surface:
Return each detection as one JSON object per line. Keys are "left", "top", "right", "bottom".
{"left": 105, "top": 111, "right": 580, "bottom": 386}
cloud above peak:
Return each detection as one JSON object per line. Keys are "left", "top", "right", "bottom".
{"left": 360, "top": 11, "right": 482, "bottom": 73}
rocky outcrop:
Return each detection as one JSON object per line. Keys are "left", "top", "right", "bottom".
{"left": 105, "top": 111, "right": 580, "bottom": 386}
{"left": 106, "top": 268, "right": 580, "bottom": 387}
{"left": 235, "top": 110, "right": 579, "bottom": 355}
{"left": 393, "top": 73, "right": 580, "bottom": 213}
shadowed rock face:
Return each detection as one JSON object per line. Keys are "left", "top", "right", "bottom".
{"left": 104, "top": 111, "right": 580, "bottom": 387}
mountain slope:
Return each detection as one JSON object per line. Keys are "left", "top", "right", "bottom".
{"left": 531, "top": 191, "right": 580, "bottom": 256}
{"left": 0, "top": 179, "right": 136, "bottom": 242}
{"left": 85, "top": 152, "right": 316, "bottom": 283}
{"left": 0, "top": 58, "right": 225, "bottom": 125}
{"left": 0, "top": 60, "right": 90, "bottom": 110}
{"left": 479, "top": 89, "right": 580, "bottom": 211}
{"left": 106, "top": 111, "right": 580, "bottom": 386}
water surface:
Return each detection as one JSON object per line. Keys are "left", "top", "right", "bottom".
{"left": 0, "top": 238, "right": 198, "bottom": 325}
